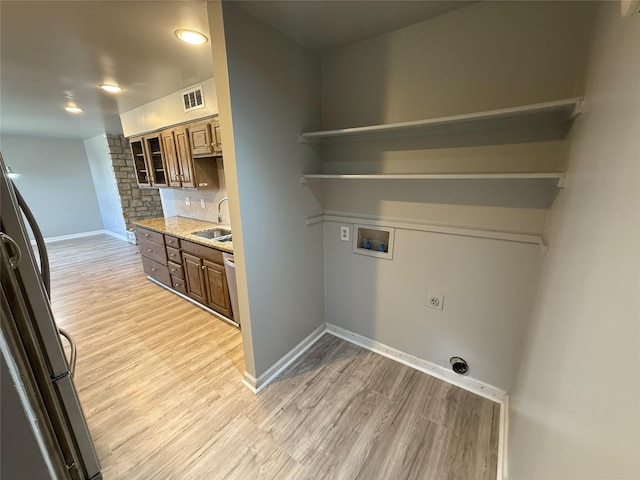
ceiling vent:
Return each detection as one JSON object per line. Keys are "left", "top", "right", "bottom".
{"left": 182, "top": 85, "right": 205, "bottom": 112}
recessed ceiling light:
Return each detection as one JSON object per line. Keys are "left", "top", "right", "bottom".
{"left": 174, "top": 29, "right": 208, "bottom": 45}
{"left": 64, "top": 103, "right": 83, "bottom": 114}
{"left": 100, "top": 83, "right": 122, "bottom": 93}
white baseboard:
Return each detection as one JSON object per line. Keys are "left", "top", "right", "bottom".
{"left": 37, "top": 230, "right": 105, "bottom": 244}
{"left": 325, "top": 323, "right": 508, "bottom": 480}
{"left": 103, "top": 230, "right": 128, "bottom": 242}
{"left": 326, "top": 323, "right": 507, "bottom": 403}
{"left": 498, "top": 395, "right": 509, "bottom": 480}
{"left": 242, "top": 322, "right": 327, "bottom": 394}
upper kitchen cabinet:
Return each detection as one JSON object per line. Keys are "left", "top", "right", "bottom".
{"left": 189, "top": 118, "right": 222, "bottom": 158}
{"left": 159, "top": 126, "right": 220, "bottom": 190}
{"left": 129, "top": 133, "right": 170, "bottom": 188}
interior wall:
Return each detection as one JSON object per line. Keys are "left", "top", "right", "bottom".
{"left": 84, "top": 134, "right": 127, "bottom": 238}
{"left": 120, "top": 78, "right": 219, "bottom": 138}
{"left": 319, "top": 1, "right": 595, "bottom": 392}
{"left": 0, "top": 134, "right": 103, "bottom": 238}
{"left": 508, "top": 4, "right": 640, "bottom": 478}
{"left": 210, "top": 1, "right": 324, "bottom": 380}
{"left": 158, "top": 158, "right": 230, "bottom": 224}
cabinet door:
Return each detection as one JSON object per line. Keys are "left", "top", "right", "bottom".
{"left": 144, "top": 134, "right": 169, "bottom": 187}
{"left": 183, "top": 252, "right": 207, "bottom": 304}
{"left": 129, "top": 136, "right": 152, "bottom": 187}
{"left": 160, "top": 129, "right": 182, "bottom": 187}
{"left": 189, "top": 120, "right": 215, "bottom": 157}
{"left": 174, "top": 128, "right": 196, "bottom": 188}
{"left": 212, "top": 118, "right": 223, "bottom": 156}
{"left": 203, "top": 259, "right": 232, "bottom": 318}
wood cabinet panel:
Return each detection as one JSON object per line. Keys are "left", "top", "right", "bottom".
{"left": 168, "top": 261, "right": 184, "bottom": 279}
{"left": 129, "top": 136, "right": 152, "bottom": 187}
{"left": 183, "top": 252, "right": 207, "bottom": 304}
{"left": 181, "top": 240, "right": 223, "bottom": 264}
{"left": 171, "top": 275, "right": 187, "bottom": 295}
{"left": 141, "top": 256, "right": 171, "bottom": 286}
{"left": 139, "top": 238, "right": 167, "bottom": 266}
{"left": 164, "top": 235, "right": 180, "bottom": 249}
{"left": 189, "top": 120, "right": 215, "bottom": 157}
{"left": 160, "top": 129, "right": 182, "bottom": 187}
{"left": 136, "top": 227, "right": 164, "bottom": 244}
{"left": 166, "top": 246, "right": 181, "bottom": 264}
{"left": 174, "top": 128, "right": 196, "bottom": 188}
{"left": 203, "top": 260, "right": 232, "bottom": 318}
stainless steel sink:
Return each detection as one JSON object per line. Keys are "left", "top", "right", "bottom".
{"left": 192, "top": 228, "right": 232, "bottom": 241}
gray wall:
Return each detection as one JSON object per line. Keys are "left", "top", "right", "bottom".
{"left": 0, "top": 134, "right": 103, "bottom": 238}
{"left": 509, "top": 4, "right": 640, "bottom": 478}
{"left": 211, "top": 2, "right": 324, "bottom": 379}
{"left": 84, "top": 134, "right": 127, "bottom": 238}
{"left": 319, "top": 1, "right": 594, "bottom": 392}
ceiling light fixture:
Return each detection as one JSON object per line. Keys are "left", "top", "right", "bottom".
{"left": 99, "top": 83, "right": 122, "bottom": 93}
{"left": 174, "top": 29, "right": 208, "bottom": 45}
{"left": 64, "top": 102, "right": 83, "bottom": 114}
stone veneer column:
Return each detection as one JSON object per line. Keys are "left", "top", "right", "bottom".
{"left": 106, "top": 134, "right": 164, "bottom": 232}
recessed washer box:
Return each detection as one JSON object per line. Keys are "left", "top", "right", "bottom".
{"left": 353, "top": 224, "right": 395, "bottom": 260}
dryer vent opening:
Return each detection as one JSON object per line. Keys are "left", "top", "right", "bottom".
{"left": 450, "top": 357, "right": 469, "bottom": 375}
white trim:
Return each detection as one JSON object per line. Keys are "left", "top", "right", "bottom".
{"left": 498, "top": 395, "right": 509, "bottom": 480}
{"left": 243, "top": 322, "right": 327, "bottom": 394}
{"left": 308, "top": 212, "right": 542, "bottom": 246}
{"left": 325, "top": 323, "right": 506, "bottom": 403}
{"left": 39, "top": 230, "right": 105, "bottom": 244}
{"left": 302, "top": 172, "right": 565, "bottom": 183}
{"left": 103, "top": 230, "right": 128, "bottom": 242}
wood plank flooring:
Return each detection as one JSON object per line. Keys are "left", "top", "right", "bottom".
{"left": 47, "top": 234, "right": 499, "bottom": 479}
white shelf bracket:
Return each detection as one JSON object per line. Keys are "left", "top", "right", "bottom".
{"left": 300, "top": 176, "right": 308, "bottom": 185}
{"left": 571, "top": 101, "right": 585, "bottom": 119}
{"left": 556, "top": 174, "right": 567, "bottom": 188}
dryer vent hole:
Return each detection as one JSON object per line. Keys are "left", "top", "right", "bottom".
{"left": 450, "top": 357, "right": 469, "bottom": 375}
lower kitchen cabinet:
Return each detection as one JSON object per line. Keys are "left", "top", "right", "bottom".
{"left": 136, "top": 226, "right": 234, "bottom": 323}
{"left": 181, "top": 243, "right": 233, "bottom": 319}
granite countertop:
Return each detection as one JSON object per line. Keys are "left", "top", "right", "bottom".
{"left": 133, "top": 216, "right": 234, "bottom": 253}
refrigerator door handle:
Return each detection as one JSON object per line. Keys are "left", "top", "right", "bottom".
{"left": 58, "top": 327, "right": 77, "bottom": 378}
{"left": 0, "top": 232, "right": 22, "bottom": 269}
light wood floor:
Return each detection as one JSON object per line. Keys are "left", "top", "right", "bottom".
{"left": 48, "top": 234, "right": 499, "bottom": 479}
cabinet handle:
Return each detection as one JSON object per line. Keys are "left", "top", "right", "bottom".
{"left": 201, "top": 265, "right": 206, "bottom": 270}
{"left": 180, "top": 174, "right": 184, "bottom": 180}
{"left": 151, "top": 268, "right": 157, "bottom": 272}
{"left": 147, "top": 249, "right": 152, "bottom": 253}
{"left": 144, "top": 233, "right": 150, "bottom": 237}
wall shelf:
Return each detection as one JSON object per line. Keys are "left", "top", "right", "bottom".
{"left": 301, "top": 172, "right": 565, "bottom": 186}
{"left": 299, "top": 97, "right": 583, "bottom": 143}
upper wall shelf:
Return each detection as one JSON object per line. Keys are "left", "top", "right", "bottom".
{"left": 299, "top": 98, "right": 583, "bottom": 143}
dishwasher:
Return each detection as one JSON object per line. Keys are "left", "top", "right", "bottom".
{"left": 222, "top": 253, "right": 240, "bottom": 325}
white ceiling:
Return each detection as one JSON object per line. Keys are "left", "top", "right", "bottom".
{"left": 0, "top": 1, "right": 473, "bottom": 141}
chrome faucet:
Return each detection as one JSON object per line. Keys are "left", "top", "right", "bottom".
{"left": 217, "top": 197, "right": 228, "bottom": 223}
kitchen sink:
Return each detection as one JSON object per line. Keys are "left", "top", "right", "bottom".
{"left": 192, "top": 228, "right": 232, "bottom": 241}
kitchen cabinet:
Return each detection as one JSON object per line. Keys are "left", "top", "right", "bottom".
{"left": 137, "top": 227, "right": 170, "bottom": 286}
{"left": 129, "top": 134, "right": 170, "bottom": 188}
{"left": 181, "top": 240, "right": 233, "bottom": 319}
{"left": 157, "top": 127, "right": 220, "bottom": 190}
{"left": 188, "top": 118, "right": 222, "bottom": 158}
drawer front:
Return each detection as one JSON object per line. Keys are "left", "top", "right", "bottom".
{"left": 181, "top": 240, "right": 224, "bottom": 264}
{"left": 166, "top": 246, "right": 181, "bottom": 264}
{"left": 171, "top": 275, "right": 187, "bottom": 294}
{"left": 141, "top": 256, "right": 171, "bottom": 286}
{"left": 139, "top": 238, "right": 168, "bottom": 265}
{"left": 164, "top": 235, "right": 180, "bottom": 249}
{"left": 168, "top": 261, "right": 184, "bottom": 279}
{"left": 136, "top": 227, "right": 164, "bottom": 244}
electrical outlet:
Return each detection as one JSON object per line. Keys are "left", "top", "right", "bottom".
{"left": 201, "top": 199, "right": 206, "bottom": 208}
{"left": 340, "top": 225, "right": 350, "bottom": 242}
{"left": 426, "top": 292, "right": 444, "bottom": 310}
{"left": 184, "top": 196, "right": 190, "bottom": 206}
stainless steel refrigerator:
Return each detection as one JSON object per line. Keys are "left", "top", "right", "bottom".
{"left": 1, "top": 154, "right": 102, "bottom": 480}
